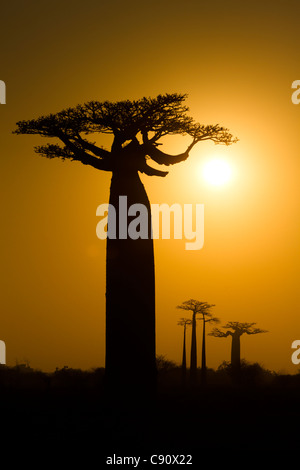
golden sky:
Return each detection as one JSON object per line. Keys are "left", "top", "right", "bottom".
{"left": 0, "top": 0, "right": 299, "bottom": 372}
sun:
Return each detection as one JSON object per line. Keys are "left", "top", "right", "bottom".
{"left": 202, "top": 158, "right": 232, "bottom": 186}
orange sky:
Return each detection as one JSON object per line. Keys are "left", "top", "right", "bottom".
{"left": 0, "top": 0, "right": 299, "bottom": 373}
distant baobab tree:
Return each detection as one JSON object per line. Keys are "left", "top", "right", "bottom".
{"left": 197, "top": 307, "right": 219, "bottom": 383}
{"left": 177, "top": 318, "right": 192, "bottom": 381}
{"left": 209, "top": 322, "right": 267, "bottom": 370}
{"left": 14, "top": 93, "right": 237, "bottom": 393}
{"left": 177, "top": 299, "right": 216, "bottom": 384}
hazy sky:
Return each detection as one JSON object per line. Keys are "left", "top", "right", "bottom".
{"left": 1, "top": 0, "right": 299, "bottom": 372}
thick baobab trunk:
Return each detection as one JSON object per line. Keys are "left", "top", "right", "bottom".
{"left": 190, "top": 312, "right": 197, "bottom": 384}
{"left": 231, "top": 332, "right": 241, "bottom": 369}
{"left": 105, "top": 170, "right": 156, "bottom": 396}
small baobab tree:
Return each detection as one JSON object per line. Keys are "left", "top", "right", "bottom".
{"left": 177, "top": 299, "right": 215, "bottom": 384}
{"left": 209, "top": 322, "right": 268, "bottom": 370}
{"left": 197, "top": 308, "right": 219, "bottom": 382}
{"left": 177, "top": 318, "right": 192, "bottom": 381}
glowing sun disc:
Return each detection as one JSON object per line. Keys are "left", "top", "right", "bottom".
{"left": 203, "top": 158, "right": 232, "bottom": 186}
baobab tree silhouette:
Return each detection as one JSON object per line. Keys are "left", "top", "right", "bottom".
{"left": 177, "top": 318, "right": 192, "bottom": 383}
{"left": 177, "top": 299, "right": 216, "bottom": 384}
{"left": 14, "top": 93, "right": 237, "bottom": 394}
{"left": 209, "top": 322, "right": 267, "bottom": 371}
{"left": 197, "top": 307, "right": 219, "bottom": 384}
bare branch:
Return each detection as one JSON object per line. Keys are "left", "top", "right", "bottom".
{"left": 56, "top": 131, "right": 112, "bottom": 171}
{"left": 140, "top": 162, "right": 169, "bottom": 177}
{"left": 34, "top": 143, "right": 111, "bottom": 171}
{"left": 177, "top": 299, "right": 215, "bottom": 315}
{"left": 211, "top": 321, "right": 268, "bottom": 337}
{"left": 143, "top": 142, "right": 189, "bottom": 166}
{"left": 209, "top": 328, "right": 232, "bottom": 338}
{"left": 245, "top": 328, "right": 268, "bottom": 335}
{"left": 205, "top": 316, "right": 220, "bottom": 324}
{"left": 189, "top": 123, "right": 239, "bottom": 146}
{"left": 177, "top": 318, "right": 192, "bottom": 327}
{"left": 73, "top": 133, "right": 111, "bottom": 159}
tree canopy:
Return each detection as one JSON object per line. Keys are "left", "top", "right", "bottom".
{"left": 14, "top": 93, "right": 238, "bottom": 177}
{"left": 177, "top": 318, "right": 192, "bottom": 327}
{"left": 210, "top": 322, "right": 268, "bottom": 337}
{"left": 177, "top": 299, "right": 215, "bottom": 316}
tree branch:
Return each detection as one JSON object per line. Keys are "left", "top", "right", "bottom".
{"left": 73, "top": 133, "right": 111, "bottom": 159}
{"left": 245, "top": 328, "right": 268, "bottom": 335}
{"left": 209, "top": 328, "right": 232, "bottom": 338}
{"left": 56, "top": 131, "right": 112, "bottom": 170}
{"left": 143, "top": 142, "right": 189, "bottom": 166}
{"left": 34, "top": 143, "right": 111, "bottom": 171}
{"left": 140, "top": 161, "right": 169, "bottom": 177}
